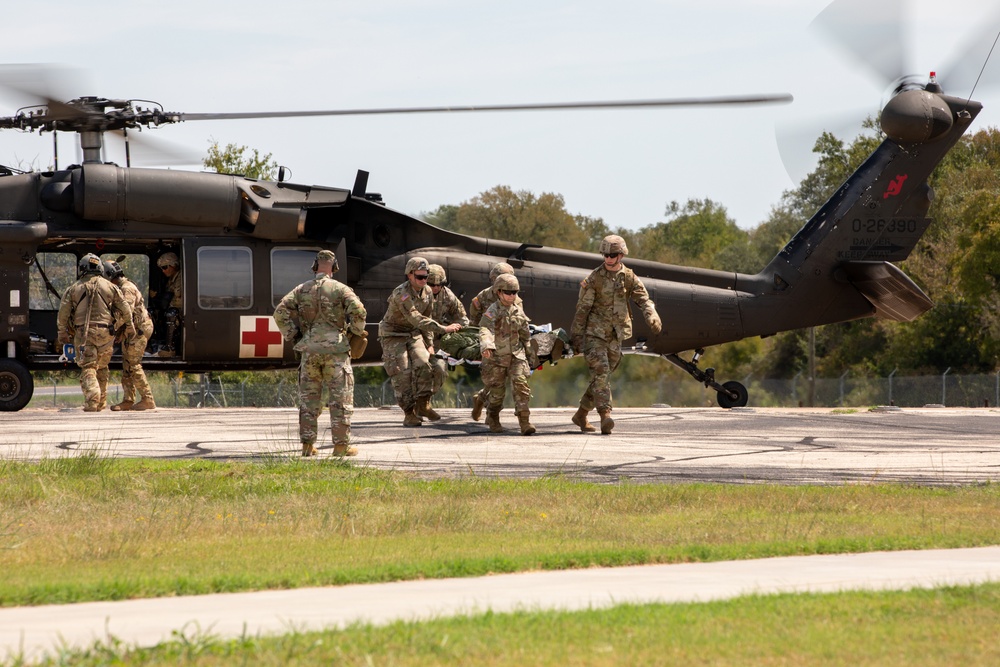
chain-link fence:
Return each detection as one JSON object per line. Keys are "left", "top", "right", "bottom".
{"left": 26, "top": 370, "right": 1000, "bottom": 410}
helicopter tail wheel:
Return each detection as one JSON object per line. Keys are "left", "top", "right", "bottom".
{"left": 716, "top": 380, "right": 748, "bottom": 409}
{"left": 0, "top": 358, "right": 34, "bottom": 412}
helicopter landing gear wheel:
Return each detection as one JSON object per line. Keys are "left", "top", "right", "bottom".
{"left": 716, "top": 380, "right": 748, "bottom": 409}
{"left": 662, "top": 351, "right": 751, "bottom": 409}
{"left": 0, "top": 358, "right": 34, "bottom": 412}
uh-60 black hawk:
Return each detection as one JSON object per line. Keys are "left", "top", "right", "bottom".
{"left": 0, "top": 35, "right": 985, "bottom": 412}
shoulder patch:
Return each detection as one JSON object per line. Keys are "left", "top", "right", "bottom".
{"left": 400, "top": 293, "right": 410, "bottom": 302}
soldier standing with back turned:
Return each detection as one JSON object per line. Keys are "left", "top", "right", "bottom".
{"left": 57, "top": 254, "right": 135, "bottom": 412}
{"left": 105, "top": 258, "right": 157, "bottom": 411}
{"left": 571, "top": 235, "right": 662, "bottom": 435}
{"left": 274, "top": 250, "right": 367, "bottom": 457}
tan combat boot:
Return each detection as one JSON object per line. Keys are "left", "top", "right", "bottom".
{"left": 110, "top": 400, "right": 134, "bottom": 412}
{"left": 333, "top": 444, "right": 358, "bottom": 457}
{"left": 471, "top": 391, "right": 485, "bottom": 421}
{"left": 131, "top": 397, "right": 157, "bottom": 411}
{"left": 485, "top": 408, "right": 504, "bottom": 433}
{"left": 301, "top": 442, "right": 319, "bottom": 457}
{"left": 598, "top": 409, "right": 615, "bottom": 435}
{"left": 416, "top": 395, "right": 441, "bottom": 421}
{"left": 517, "top": 413, "right": 536, "bottom": 436}
{"left": 403, "top": 409, "right": 423, "bottom": 427}
{"left": 571, "top": 407, "right": 596, "bottom": 433}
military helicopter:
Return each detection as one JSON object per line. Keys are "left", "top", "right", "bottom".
{"left": 0, "top": 18, "right": 986, "bottom": 412}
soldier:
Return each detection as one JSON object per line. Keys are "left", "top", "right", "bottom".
{"left": 468, "top": 262, "right": 520, "bottom": 421}
{"left": 479, "top": 273, "right": 535, "bottom": 435}
{"left": 379, "top": 257, "right": 462, "bottom": 427}
{"left": 105, "top": 258, "right": 157, "bottom": 411}
{"left": 427, "top": 264, "right": 469, "bottom": 408}
{"left": 153, "top": 251, "right": 183, "bottom": 357}
{"left": 274, "top": 249, "right": 367, "bottom": 457}
{"left": 469, "top": 261, "right": 515, "bottom": 324}
{"left": 57, "top": 253, "right": 136, "bottom": 412}
{"left": 571, "top": 235, "right": 662, "bottom": 434}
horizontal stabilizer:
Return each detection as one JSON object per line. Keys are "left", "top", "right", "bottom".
{"left": 840, "top": 261, "right": 933, "bottom": 322}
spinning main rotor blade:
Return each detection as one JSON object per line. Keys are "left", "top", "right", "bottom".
{"left": 176, "top": 94, "right": 794, "bottom": 122}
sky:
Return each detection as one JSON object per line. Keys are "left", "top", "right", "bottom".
{"left": 2, "top": 0, "right": 999, "bottom": 231}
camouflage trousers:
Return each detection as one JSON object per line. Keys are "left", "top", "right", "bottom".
{"left": 75, "top": 327, "right": 115, "bottom": 410}
{"left": 381, "top": 336, "right": 435, "bottom": 411}
{"left": 579, "top": 336, "right": 622, "bottom": 413}
{"left": 298, "top": 351, "right": 354, "bottom": 446}
{"left": 430, "top": 355, "right": 447, "bottom": 396}
{"left": 481, "top": 355, "right": 531, "bottom": 414}
{"left": 120, "top": 334, "right": 153, "bottom": 403}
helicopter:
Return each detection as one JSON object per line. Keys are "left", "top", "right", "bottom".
{"left": 0, "top": 44, "right": 984, "bottom": 412}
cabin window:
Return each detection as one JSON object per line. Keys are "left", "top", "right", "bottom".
{"left": 29, "top": 253, "right": 77, "bottom": 310}
{"left": 196, "top": 246, "right": 253, "bottom": 310}
{"left": 101, "top": 254, "right": 150, "bottom": 297}
{"left": 271, "top": 247, "right": 321, "bottom": 308}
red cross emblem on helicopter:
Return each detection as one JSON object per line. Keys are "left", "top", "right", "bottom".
{"left": 239, "top": 316, "right": 284, "bottom": 358}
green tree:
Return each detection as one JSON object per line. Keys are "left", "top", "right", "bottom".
{"left": 204, "top": 141, "right": 279, "bottom": 180}
{"left": 446, "top": 185, "right": 593, "bottom": 251}
{"left": 627, "top": 198, "right": 747, "bottom": 269}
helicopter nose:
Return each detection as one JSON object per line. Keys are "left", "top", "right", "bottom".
{"left": 880, "top": 89, "right": 954, "bottom": 144}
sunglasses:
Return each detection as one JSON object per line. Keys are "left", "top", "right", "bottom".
{"left": 500, "top": 289, "right": 519, "bottom": 296}
{"left": 413, "top": 274, "right": 429, "bottom": 280}
{"left": 603, "top": 253, "right": 621, "bottom": 259}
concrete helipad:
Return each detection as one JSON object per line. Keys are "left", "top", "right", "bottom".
{"left": 3, "top": 406, "right": 1000, "bottom": 661}
{"left": 4, "top": 405, "right": 1000, "bottom": 485}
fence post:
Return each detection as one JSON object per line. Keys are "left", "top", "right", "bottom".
{"left": 382, "top": 378, "right": 392, "bottom": 407}
{"left": 791, "top": 371, "right": 801, "bottom": 405}
{"left": 942, "top": 367, "right": 951, "bottom": 406}
{"left": 839, "top": 370, "right": 848, "bottom": 407}
{"left": 455, "top": 376, "right": 466, "bottom": 408}
{"left": 888, "top": 368, "right": 897, "bottom": 406}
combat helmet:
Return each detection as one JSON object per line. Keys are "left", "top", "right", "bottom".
{"left": 427, "top": 264, "right": 447, "bottom": 286}
{"left": 489, "top": 262, "right": 514, "bottom": 283}
{"left": 103, "top": 259, "right": 124, "bottom": 281}
{"left": 78, "top": 253, "right": 105, "bottom": 277}
{"left": 493, "top": 273, "right": 520, "bottom": 293}
{"left": 157, "top": 252, "right": 180, "bottom": 268}
{"left": 405, "top": 256, "right": 430, "bottom": 275}
{"left": 311, "top": 249, "right": 339, "bottom": 273}
{"left": 599, "top": 235, "right": 629, "bottom": 256}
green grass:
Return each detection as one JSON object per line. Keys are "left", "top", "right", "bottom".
{"left": 2, "top": 456, "right": 999, "bottom": 607}
{"left": 12, "top": 585, "right": 1000, "bottom": 665}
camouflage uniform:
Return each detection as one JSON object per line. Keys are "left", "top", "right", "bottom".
{"left": 153, "top": 252, "right": 183, "bottom": 357}
{"left": 378, "top": 257, "right": 453, "bottom": 424}
{"left": 115, "top": 277, "right": 156, "bottom": 410}
{"left": 479, "top": 274, "right": 535, "bottom": 435}
{"left": 56, "top": 256, "right": 135, "bottom": 412}
{"left": 469, "top": 262, "right": 521, "bottom": 421}
{"left": 469, "top": 262, "right": 519, "bottom": 324}
{"left": 274, "top": 254, "right": 367, "bottom": 455}
{"left": 571, "top": 235, "right": 661, "bottom": 434}
{"left": 427, "top": 264, "right": 469, "bottom": 397}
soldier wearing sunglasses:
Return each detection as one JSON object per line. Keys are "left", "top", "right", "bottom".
{"left": 570, "top": 235, "right": 662, "bottom": 434}
{"left": 379, "top": 256, "right": 462, "bottom": 426}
